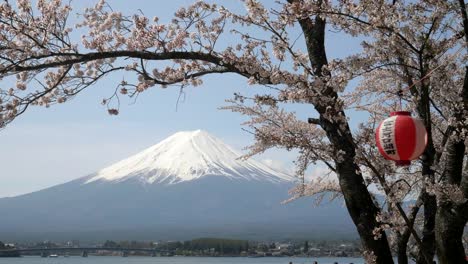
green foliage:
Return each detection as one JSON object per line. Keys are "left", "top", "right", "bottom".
{"left": 304, "top": 240, "right": 309, "bottom": 253}
{"left": 165, "top": 241, "right": 183, "bottom": 251}
{"left": 103, "top": 240, "right": 119, "bottom": 248}
{"left": 180, "top": 238, "right": 249, "bottom": 254}
{"left": 102, "top": 240, "right": 153, "bottom": 249}
{"left": 34, "top": 241, "right": 58, "bottom": 248}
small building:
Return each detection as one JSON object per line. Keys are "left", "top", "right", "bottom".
{"left": 276, "top": 243, "right": 291, "bottom": 250}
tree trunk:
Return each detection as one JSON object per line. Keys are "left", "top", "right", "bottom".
{"left": 414, "top": 51, "right": 437, "bottom": 264}
{"left": 416, "top": 137, "right": 436, "bottom": 264}
{"left": 435, "top": 204, "right": 466, "bottom": 264}
{"left": 397, "top": 232, "right": 410, "bottom": 264}
{"left": 319, "top": 113, "right": 394, "bottom": 264}
{"left": 432, "top": 7, "right": 468, "bottom": 251}
{"left": 288, "top": 1, "right": 394, "bottom": 260}
{"left": 435, "top": 1, "right": 468, "bottom": 257}
{"left": 435, "top": 136, "right": 467, "bottom": 263}
{"left": 416, "top": 193, "right": 436, "bottom": 264}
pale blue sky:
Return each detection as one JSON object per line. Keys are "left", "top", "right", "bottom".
{"left": 0, "top": 0, "right": 364, "bottom": 197}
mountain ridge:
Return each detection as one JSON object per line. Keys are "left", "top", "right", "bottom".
{"left": 0, "top": 130, "right": 356, "bottom": 242}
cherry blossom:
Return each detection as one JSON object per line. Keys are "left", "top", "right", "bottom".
{"left": 0, "top": 1, "right": 466, "bottom": 263}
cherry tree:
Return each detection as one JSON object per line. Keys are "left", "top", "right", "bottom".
{"left": 0, "top": 0, "right": 466, "bottom": 263}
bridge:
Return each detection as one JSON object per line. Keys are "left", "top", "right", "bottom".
{"left": 0, "top": 247, "right": 170, "bottom": 257}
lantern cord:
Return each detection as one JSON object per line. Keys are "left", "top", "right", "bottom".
{"left": 397, "top": 89, "right": 403, "bottom": 110}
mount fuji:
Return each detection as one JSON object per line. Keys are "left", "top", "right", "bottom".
{"left": 85, "top": 130, "right": 294, "bottom": 185}
{"left": 0, "top": 130, "right": 355, "bottom": 242}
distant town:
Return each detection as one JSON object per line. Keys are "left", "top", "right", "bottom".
{"left": 0, "top": 238, "right": 362, "bottom": 258}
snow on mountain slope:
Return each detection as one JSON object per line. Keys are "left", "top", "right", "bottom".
{"left": 85, "top": 130, "right": 294, "bottom": 185}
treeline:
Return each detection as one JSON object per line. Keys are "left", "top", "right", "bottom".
{"left": 177, "top": 238, "right": 249, "bottom": 254}
{"left": 103, "top": 240, "right": 153, "bottom": 249}
{"left": 102, "top": 238, "right": 249, "bottom": 254}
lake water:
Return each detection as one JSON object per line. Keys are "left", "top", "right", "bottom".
{"left": 0, "top": 256, "right": 364, "bottom": 264}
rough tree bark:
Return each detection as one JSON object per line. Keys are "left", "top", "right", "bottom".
{"left": 320, "top": 112, "right": 394, "bottom": 264}
{"left": 434, "top": 1, "right": 468, "bottom": 263}
{"left": 289, "top": 0, "right": 394, "bottom": 261}
{"left": 434, "top": 68, "right": 468, "bottom": 263}
{"left": 397, "top": 232, "right": 411, "bottom": 264}
{"left": 416, "top": 67, "right": 437, "bottom": 264}
{"left": 435, "top": 136, "right": 467, "bottom": 263}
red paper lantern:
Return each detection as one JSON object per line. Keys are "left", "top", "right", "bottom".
{"left": 375, "top": 111, "right": 427, "bottom": 166}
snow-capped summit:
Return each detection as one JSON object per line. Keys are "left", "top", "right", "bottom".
{"left": 85, "top": 130, "right": 294, "bottom": 185}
